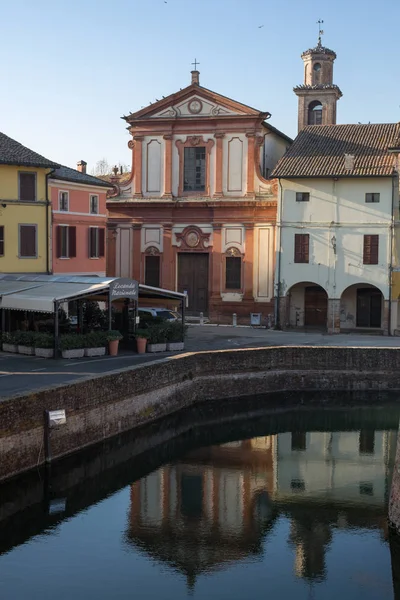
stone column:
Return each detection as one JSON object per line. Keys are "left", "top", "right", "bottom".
{"left": 163, "top": 135, "right": 172, "bottom": 198}
{"left": 327, "top": 298, "right": 341, "bottom": 334}
{"left": 243, "top": 226, "right": 254, "bottom": 299}
{"left": 245, "top": 133, "right": 256, "bottom": 197}
{"left": 132, "top": 224, "right": 142, "bottom": 281}
{"left": 214, "top": 133, "right": 225, "bottom": 198}
{"left": 383, "top": 300, "right": 390, "bottom": 336}
{"left": 162, "top": 224, "right": 174, "bottom": 289}
{"left": 106, "top": 226, "right": 118, "bottom": 277}
{"left": 133, "top": 136, "right": 143, "bottom": 198}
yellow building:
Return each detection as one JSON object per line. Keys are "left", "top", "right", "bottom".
{"left": 0, "top": 132, "right": 59, "bottom": 273}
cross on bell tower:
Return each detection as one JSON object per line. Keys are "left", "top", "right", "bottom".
{"left": 293, "top": 24, "right": 342, "bottom": 132}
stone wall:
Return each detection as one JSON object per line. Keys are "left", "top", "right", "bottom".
{"left": 2, "top": 346, "right": 400, "bottom": 482}
{"left": 389, "top": 427, "right": 400, "bottom": 533}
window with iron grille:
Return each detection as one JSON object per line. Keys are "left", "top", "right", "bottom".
{"left": 89, "top": 227, "right": 105, "bottom": 258}
{"left": 183, "top": 147, "right": 206, "bottom": 191}
{"left": 59, "top": 191, "right": 69, "bottom": 211}
{"left": 0, "top": 226, "right": 4, "bottom": 256}
{"left": 296, "top": 192, "right": 310, "bottom": 202}
{"left": 19, "top": 224, "right": 37, "bottom": 257}
{"left": 90, "top": 195, "right": 99, "bottom": 214}
{"left": 294, "top": 234, "right": 309, "bottom": 263}
{"left": 363, "top": 235, "right": 378, "bottom": 265}
{"left": 365, "top": 193, "right": 380, "bottom": 203}
{"left": 225, "top": 256, "right": 242, "bottom": 289}
{"left": 145, "top": 255, "right": 160, "bottom": 287}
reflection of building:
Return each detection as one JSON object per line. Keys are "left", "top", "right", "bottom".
{"left": 127, "top": 430, "right": 396, "bottom": 590}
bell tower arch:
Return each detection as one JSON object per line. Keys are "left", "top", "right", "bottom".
{"left": 294, "top": 31, "right": 342, "bottom": 132}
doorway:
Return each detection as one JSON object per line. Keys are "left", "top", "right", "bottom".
{"left": 178, "top": 253, "right": 209, "bottom": 315}
{"left": 356, "top": 288, "right": 382, "bottom": 327}
{"left": 304, "top": 286, "right": 328, "bottom": 327}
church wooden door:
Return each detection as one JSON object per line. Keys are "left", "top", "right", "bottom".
{"left": 178, "top": 253, "right": 209, "bottom": 315}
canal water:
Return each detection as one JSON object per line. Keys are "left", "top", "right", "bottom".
{"left": 0, "top": 397, "right": 399, "bottom": 599}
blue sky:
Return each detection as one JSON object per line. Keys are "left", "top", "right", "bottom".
{"left": 2, "top": 0, "right": 399, "bottom": 172}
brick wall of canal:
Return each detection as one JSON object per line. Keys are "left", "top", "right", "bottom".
{"left": 0, "top": 345, "right": 400, "bottom": 531}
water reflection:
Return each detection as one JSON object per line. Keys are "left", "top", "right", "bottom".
{"left": 128, "top": 430, "right": 398, "bottom": 594}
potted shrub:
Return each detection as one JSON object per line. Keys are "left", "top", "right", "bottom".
{"left": 34, "top": 333, "right": 54, "bottom": 358}
{"left": 84, "top": 332, "right": 107, "bottom": 357}
{"left": 146, "top": 324, "right": 167, "bottom": 353}
{"left": 2, "top": 332, "right": 18, "bottom": 353}
{"left": 60, "top": 334, "right": 86, "bottom": 359}
{"left": 166, "top": 322, "right": 187, "bottom": 352}
{"left": 106, "top": 330, "right": 123, "bottom": 356}
{"left": 15, "top": 331, "right": 35, "bottom": 355}
{"left": 135, "top": 329, "right": 149, "bottom": 354}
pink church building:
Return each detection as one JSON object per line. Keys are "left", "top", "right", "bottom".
{"left": 49, "top": 161, "right": 111, "bottom": 276}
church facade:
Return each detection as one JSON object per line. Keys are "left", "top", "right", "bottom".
{"left": 106, "top": 70, "right": 291, "bottom": 322}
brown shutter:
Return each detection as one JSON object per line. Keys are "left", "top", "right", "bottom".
{"left": 99, "top": 228, "right": 105, "bottom": 257}
{"left": 88, "top": 228, "right": 94, "bottom": 258}
{"left": 69, "top": 227, "right": 76, "bottom": 257}
{"left": 19, "top": 173, "right": 36, "bottom": 201}
{"left": 294, "top": 234, "right": 309, "bottom": 263}
{"left": 20, "top": 225, "right": 36, "bottom": 257}
{"left": 56, "top": 226, "right": 62, "bottom": 258}
{"left": 363, "top": 235, "right": 379, "bottom": 265}
{"left": 0, "top": 226, "right": 4, "bottom": 256}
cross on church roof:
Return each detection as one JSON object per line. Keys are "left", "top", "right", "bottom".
{"left": 191, "top": 58, "right": 200, "bottom": 71}
{"left": 317, "top": 19, "right": 324, "bottom": 45}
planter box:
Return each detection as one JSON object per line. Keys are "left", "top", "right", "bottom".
{"left": 18, "top": 345, "right": 35, "bottom": 355}
{"left": 62, "top": 348, "right": 85, "bottom": 359}
{"left": 147, "top": 343, "right": 167, "bottom": 353}
{"left": 84, "top": 347, "right": 106, "bottom": 357}
{"left": 167, "top": 342, "right": 185, "bottom": 351}
{"left": 2, "top": 343, "right": 18, "bottom": 353}
{"left": 35, "top": 348, "right": 54, "bottom": 358}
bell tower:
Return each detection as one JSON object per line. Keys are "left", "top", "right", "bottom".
{"left": 294, "top": 26, "right": 342, "bottom": 132}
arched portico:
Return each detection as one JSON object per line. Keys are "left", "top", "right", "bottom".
{"left": 339, "top": 284, "right": 387, "bottom": 333}
{"left": 281, "top": 282, "right": 328, "bottom": 330}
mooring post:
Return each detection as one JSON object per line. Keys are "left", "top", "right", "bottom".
{"left": 199, "top": 312, "right": 204, "bottom": 326}
{"left": 232, "top": 313, "right": 237, "bottom": 327}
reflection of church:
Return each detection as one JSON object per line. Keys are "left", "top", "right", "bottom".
{"left": 127, "top": 429, "right": 397, "bottom": 590}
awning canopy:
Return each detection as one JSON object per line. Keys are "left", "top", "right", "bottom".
{"left": 0, "top": 275, "right": 186, "bottom": 314}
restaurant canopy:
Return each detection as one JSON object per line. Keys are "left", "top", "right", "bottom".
{"left": 0, "top": 274, "right": 186, "bottom": 314}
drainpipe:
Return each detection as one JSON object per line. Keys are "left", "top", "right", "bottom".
{"left": 274, "top": 179, "right": 283, "bottom": 328}
{"left": 46, "top": 170, "right": 55, "bottom": 274}
{"left": 389, "top": 173, "right": 396, "bottom": 335}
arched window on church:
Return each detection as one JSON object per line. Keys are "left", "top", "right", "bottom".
{"left": 308, "top": 100, "right": 323, "bottom": 125}
{"left": 313, "top": 62, "right": 321, "bottom": 85}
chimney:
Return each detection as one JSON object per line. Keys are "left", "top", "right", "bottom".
{"left": 77, "top": 160, "right": 87, "bottom": 174}
{"left": 191, "top": 70, "right": 200, "bottom": 85}
{"left": 344, "top": 153, "right": 355, "bottom": 171}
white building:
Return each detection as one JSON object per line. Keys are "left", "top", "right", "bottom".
{"left": 272, "top": 122, "right": 399, "bottom": 333}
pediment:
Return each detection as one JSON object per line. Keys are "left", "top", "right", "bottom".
{"left": 124, "top": 84, "right": 263, "bottom": 122}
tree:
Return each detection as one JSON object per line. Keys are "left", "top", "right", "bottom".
{"left": 91, "top": 159, "right": 130, "bottom": 176}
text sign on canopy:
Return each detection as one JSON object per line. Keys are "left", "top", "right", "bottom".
{"left": 109, "top": 278, "right": 138, "bottom": 301}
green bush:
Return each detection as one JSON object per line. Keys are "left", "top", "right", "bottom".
{"left": 34, "top": 333, "right": 53, "bottom": 349}
{"left": 165, "top": 322, "right": 188, "bottom": 342}
{"left": 146, "top": 323, "right": 168, "bottom": 344}
{"left": 135, "top": 328, "right": 150, "bottom": 340}
{"left": 14, "top": 331, "right": 36, "bottom": 347}
{"left": 60, "top": 334, "right": 87, "bottom": 351}
{"left": 105, "top": 330, "right": 123, "bottom": 342}
{"left": 85, "top": 332, "right": 108, "bottom": 348}
{"left": 1, "top": 332, "right": 17, "bottom": 344}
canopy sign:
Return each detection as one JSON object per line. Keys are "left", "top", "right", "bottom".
{"left": 109, "top": 278, "right": 139, "bottom": 301}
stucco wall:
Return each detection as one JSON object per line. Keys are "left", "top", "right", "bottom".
{"left": 2, "top": 347, "right": 400, "bottom": 483}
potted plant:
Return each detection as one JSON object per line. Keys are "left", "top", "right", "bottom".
{"left": 106, "top": 330, "right": 123, "bottom": 356}
{"left": 2, "top": 332, "right": 18, "bottom": 353}
{"left": 60, "top": 334, "right": 86, "bottom": 359}
{"left": 34, "top": 333, "right": 54, "bottom": 358}
{"left": 84, "top": 332, "right": 107, "bottom": 357}
{"left": 135, "top": 329, "right": 149, "bottom": 354}
{"left": 15, "top": 331, "right": 36, "bottom": 355}
{"left": 166, "top": 322, "right": 187, "bottom": 352}
{"left": 146, "top": 323, "right": 167, "bottom": 353}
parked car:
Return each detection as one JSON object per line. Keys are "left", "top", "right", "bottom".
{"left": 138, "top": 307, "right": 181, "bottom": 322}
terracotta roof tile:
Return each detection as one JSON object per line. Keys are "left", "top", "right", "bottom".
{"left": 52, "top": 165, "right": 112, "bottom": 188}
{"left": 0, "top": 132, "right": 59, "bottom": 168}
{"left": 272, "top": 123, "right": 400, "bottom": 178}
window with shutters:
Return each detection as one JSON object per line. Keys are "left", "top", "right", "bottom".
{"left": 90, "top": 195, "right": 99, "bottom": 214}
{"left": 89, "top": 227, "right": 105, "bottom": 258}
{"left": 59, "top": 191, "right": 69, "bottom": 211}
{"left": 0, "top": 226, "right": 4, "bottom": 256}
{"left": 56, "top": 225, "right": 76, "bottom": 259}
{"left": 294, "top": 234, "right": 309, "bottom": 263}
{"left": 19, "top": 224, "right": 37, "bottom": 258}
{"left": 363, "top": 235, "right": 379, "bottom": 264}
{"left": 225, "top": 256, "right": 242, "bottom": 289}
{"left": 145, "top": 255, "right": 160, "bottom": 287}
{"left": 18, "top": 172, "right": 36, "bottom": 201}
{"left": 365, "top": 193, "right": 380, "bottom": 203}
